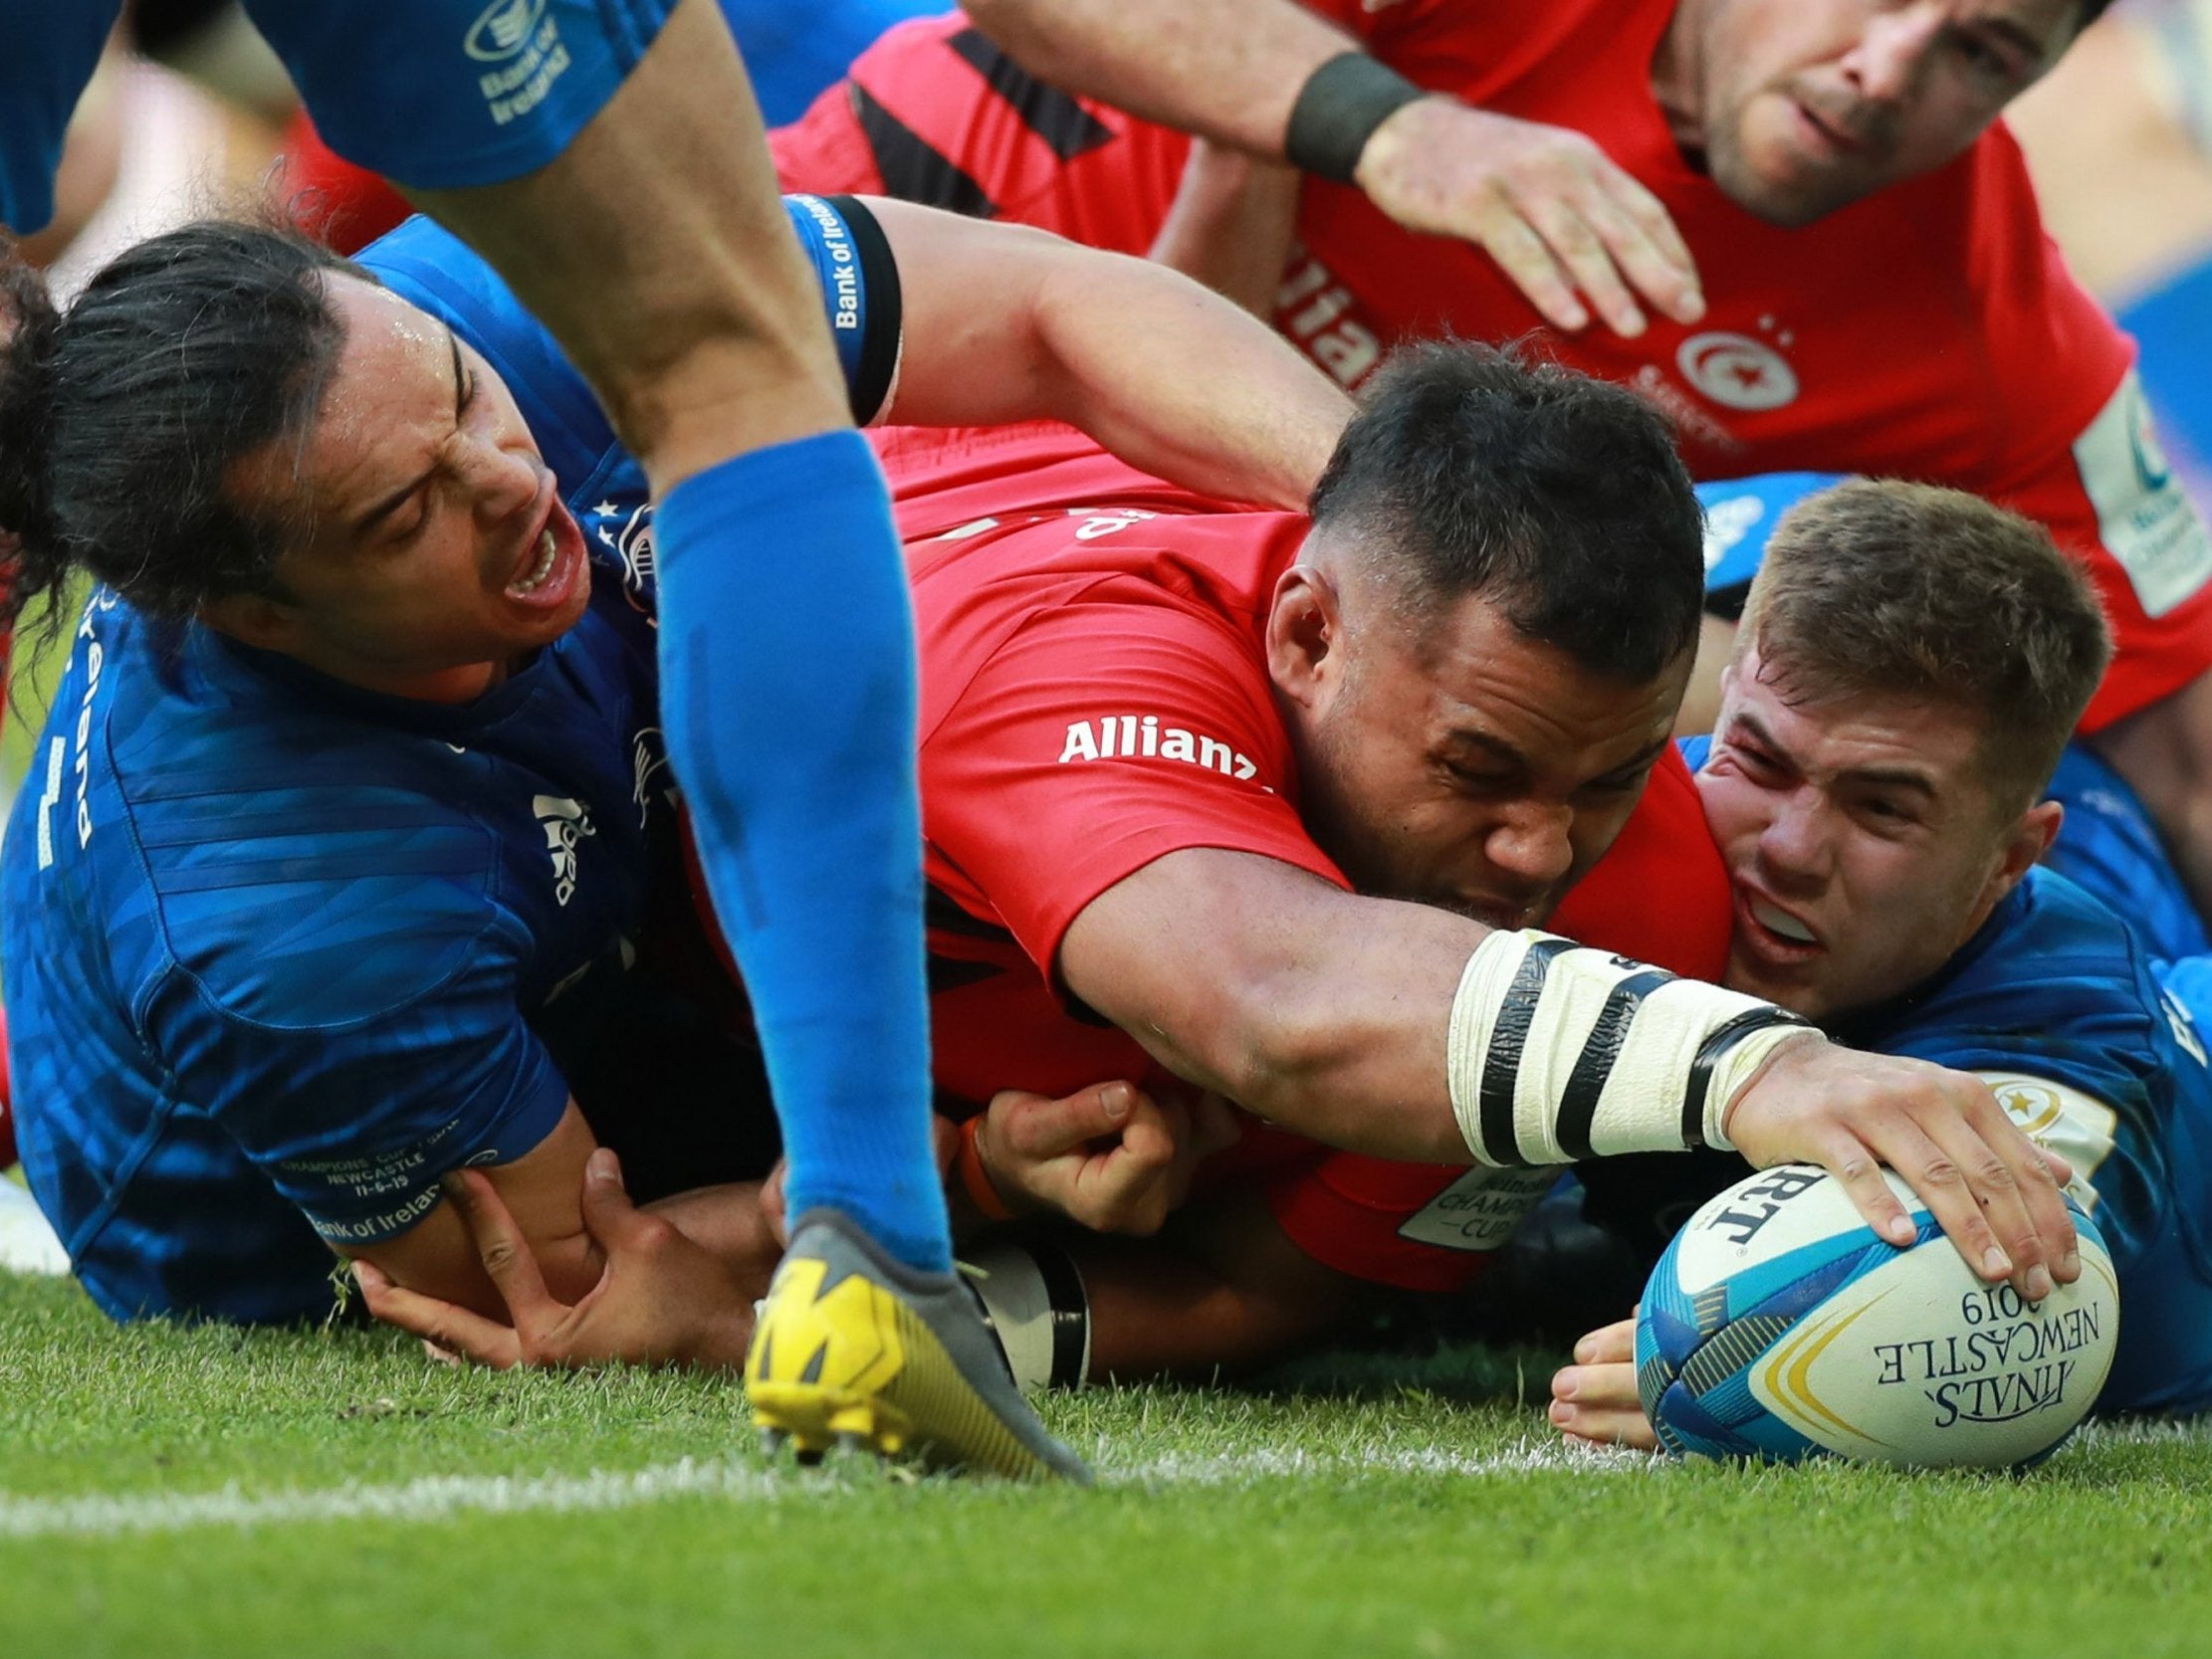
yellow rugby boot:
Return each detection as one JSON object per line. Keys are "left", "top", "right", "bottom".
{"left": 748, "top": 1207, "right": 1091, "bottom": 1483}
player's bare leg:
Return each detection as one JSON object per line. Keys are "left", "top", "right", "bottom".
{"left": 403, "top": 0, "right": 1082, "bottom": 1480}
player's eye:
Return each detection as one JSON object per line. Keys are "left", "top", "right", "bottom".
{"left": 1950, "top": 30, "right": 2020, "bottom": 85}
{"left": 1579, "top": 763, "right": 1653, "bottom": 800}
{"left": 1442, "top": 760, "right": 1513, "bottom": 795}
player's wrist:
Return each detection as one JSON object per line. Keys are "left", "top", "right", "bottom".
{"left": 1444, "top": 929, "right": 1815, "bottom": 1164}
{"left": 956, "top": 1114, "right": 1019, "bottom": 1223}
{"left": 1285, "top": 52, "right": 1427, "bottom": 186}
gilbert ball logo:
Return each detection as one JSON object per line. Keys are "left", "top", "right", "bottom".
{"left": 1677, "top": 330, "right": 1800, "bottom": 412}
{"left": 466, "top": 0, "right": 547, "bottom": 61}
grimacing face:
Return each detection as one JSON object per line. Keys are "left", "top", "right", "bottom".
{"left": 1269, "top": 561, "right": 1689, "bottom": 932}
{"left": 215, "top": 275, "right": 592, "bottom": 704}
{"left": 1695, "top": 643, "right": 2058, "bottom": 1023}
{"left": 1661, "top": 0, "right": 2082, "bottom": 226}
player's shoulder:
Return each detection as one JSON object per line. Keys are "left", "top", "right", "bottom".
{"left": 98, "top": 645, "right": 517, "bottom": 1032}
{"left": 1931, "top": 867, "right": 2162, "bottom": 1034}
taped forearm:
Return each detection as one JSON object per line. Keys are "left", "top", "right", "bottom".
{"left": 1446, "top": 930, "right": 1815, "bottom": 1165}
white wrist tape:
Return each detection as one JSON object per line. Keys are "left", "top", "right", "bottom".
{"left": 1445, "top": 929, "right": 1814, "bottom": 1165}
{"left": 961, "top": 1239, "right": 1092, "bottom": 1394}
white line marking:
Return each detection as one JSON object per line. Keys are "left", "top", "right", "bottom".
{"left": 4, "top": 1419, "right": 2192, "bottom": 1544}
{"left": 0, "top": 1441, "right": 1635, "bottom": 1542}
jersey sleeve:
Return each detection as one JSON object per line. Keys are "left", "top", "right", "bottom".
{"left": 1863, "top": 900, "right": 2174, "bottom": 1265}
{"left": 922, "top": 589, "right": 1346, "bottom": 980}
{"left": 1953, "top": 137, "right": 2212, "bottom": 728}
{"left": 139, "top": 855, "right": 572, "bottom": 1249}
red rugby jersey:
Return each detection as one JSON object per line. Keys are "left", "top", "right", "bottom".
{"left": 774, "top": 3, "right": 2212, "bottom": 728}
{"left": 890, "top": 423, "right": 1731, "bottom": 1290}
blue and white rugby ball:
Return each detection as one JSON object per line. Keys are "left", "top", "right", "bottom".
{"left": 1636, "top": 1163, "right": 2118, "bottom": 1468}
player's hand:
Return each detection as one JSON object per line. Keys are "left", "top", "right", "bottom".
{"left": 353, "top": 1150, "right": 754, "bottom": 1372}
{"left": 1723, "top": 1035, "right": 2079, "bottom": 1301}
{"left": 976, "top": 1082, "right": 1241, "bottom": 1235}
{"left": 1352, "top": 97, "right": 1704, "bottom": 338}
{"left": 1548, "top": 1318, "right": 1657, "bottom": 1452}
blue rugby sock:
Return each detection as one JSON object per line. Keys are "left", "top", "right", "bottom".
{"left": 655, "top": 430, "right": 950, "bottom": 1273}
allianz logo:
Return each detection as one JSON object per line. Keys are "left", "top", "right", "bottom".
{"left": 1057, "top": 714, "right": 1257, "bottom": 780}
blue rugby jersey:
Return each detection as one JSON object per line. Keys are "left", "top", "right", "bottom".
{"left": 0, "top": 195, "right": 900, "bottom": 1323}
{"left": 1682, "top": 732, "right": 2212, "bottom": 1411}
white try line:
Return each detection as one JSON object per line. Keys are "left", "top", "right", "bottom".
{"left": 0, "top": 1439, "right": 1636, "bottom": 1544}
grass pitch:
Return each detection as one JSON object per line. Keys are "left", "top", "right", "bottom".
{"left": 4, "top": 1269, "right": 2209, "bottom": 1659}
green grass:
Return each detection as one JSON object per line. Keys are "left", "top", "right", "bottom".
{"left": 5, "top": 1272, "right": 2210, "bottom": 1658}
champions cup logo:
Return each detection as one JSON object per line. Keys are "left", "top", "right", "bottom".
{"left": 1677, "top": 330, "right": 1800, "bottom": 412}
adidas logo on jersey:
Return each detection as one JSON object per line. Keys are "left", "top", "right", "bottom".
{"left": 1057, "top": 714, "right": 1257, "bottom": 781}
{"left": 534, "top": 794, "right": 595, "bottom": 907}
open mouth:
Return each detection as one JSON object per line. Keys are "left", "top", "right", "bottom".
{"left": 509, "top": 526, "right": 558, "bottom": 596}
{"left": 1735, "top": 882, "right": 1823, "bottom": 962}
{"left": 502, "top": 482, "right": 584, "bottom": 612}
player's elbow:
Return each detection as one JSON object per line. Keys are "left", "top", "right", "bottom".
{"left": 960, "top": 1, "right": 1062, "bottom": 71}
{"left": 1198, "top": 959, "right": 1369, "bottom": 1129}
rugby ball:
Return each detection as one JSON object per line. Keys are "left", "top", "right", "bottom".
{"left": 1636, "top": 1163, "right": 2118, "bottom": 1468}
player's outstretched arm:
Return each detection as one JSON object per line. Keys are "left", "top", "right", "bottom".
{"left": 963, "top": 0, "right": 1703, "bottom": 337}
{"left": 867, "top": 198, "right": 1350, "bottom": 510}
{"left": 1058, "top": 848, "right": 2079, "bottom": 1296}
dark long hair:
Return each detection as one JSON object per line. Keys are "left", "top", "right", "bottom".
{"left": 0, "top": 221, "right": 364, "bottom": 642}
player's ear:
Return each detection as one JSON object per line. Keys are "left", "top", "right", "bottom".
{"left": 199, "top": 590, "right": 306, "bottom": 653}
{"left": 1265, "top": 562, "right": 1344, "bottom": 712}
{"left": 1980, "top": 798, "right": 2063, "bottom": 916}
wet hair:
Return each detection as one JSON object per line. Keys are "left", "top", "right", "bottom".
{"left": 0, "top": 220, "right": 366, "bottom": 639}
{"left": 1306, "top": 340, "right": 1704, "bottom": 685}
{"left": 1737, "top": 479, "right": 2113, "bottom": 813}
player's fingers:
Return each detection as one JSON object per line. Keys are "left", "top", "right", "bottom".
{"left": 1477, "top": 211, "right": 1590, "bottom": 331}
{"left": 1599, "top": 169, "right": 1703, "bottom": 321}
{"left": 441, "top": 1169, "right": 555, "bottom": 1320}
{"left": 993, "top": 1083, "right": 1132, "bottom": 1159}
{"left": 1112, "top": 1094, "right": 1179, "bottom": 1171}
{"left": 1547, "top": 1365, "right": 1659, "bottom": 1453}
{"left": 1861, "top": 1116, "right": 2019, "bottom": 1284}
{"left": 1552, "top": 1357, "right": 1644, "bottom": 1415}
{"left": 1550, "top": 1405, "right": 1659, "bottom": 1453}
{"left": 761, "top": 1160, "right": 789, "bottom": 1248}
{"left": 1809, "top": 1128, "right": 1925, "bottom": 1253}
{"left": 577, "top": 1146, "right": 653, "bottom": 1254}
{"left": 1922, "top": 1104, "right": 2067, "bottom": 1300}
{"left": 1522, "top": 196, "right": 1646, "bottom": 337}
{"left": 352, "top": 1260, "right": 524, "bottom": 1369}
{"left": 1957, "top": 1093, "right": 2080, "bottom": 1287}
{"left": 1571, "top": 1317, "right": 1638, "bottom": 1366}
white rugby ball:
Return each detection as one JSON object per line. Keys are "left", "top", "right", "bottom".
{"left": 1636, "top": 1163, "right": 2118, "bottom": 1469}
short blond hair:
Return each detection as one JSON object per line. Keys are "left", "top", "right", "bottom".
{"left": 1737, "top": 480, "right": 2113, "bottom": 811}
